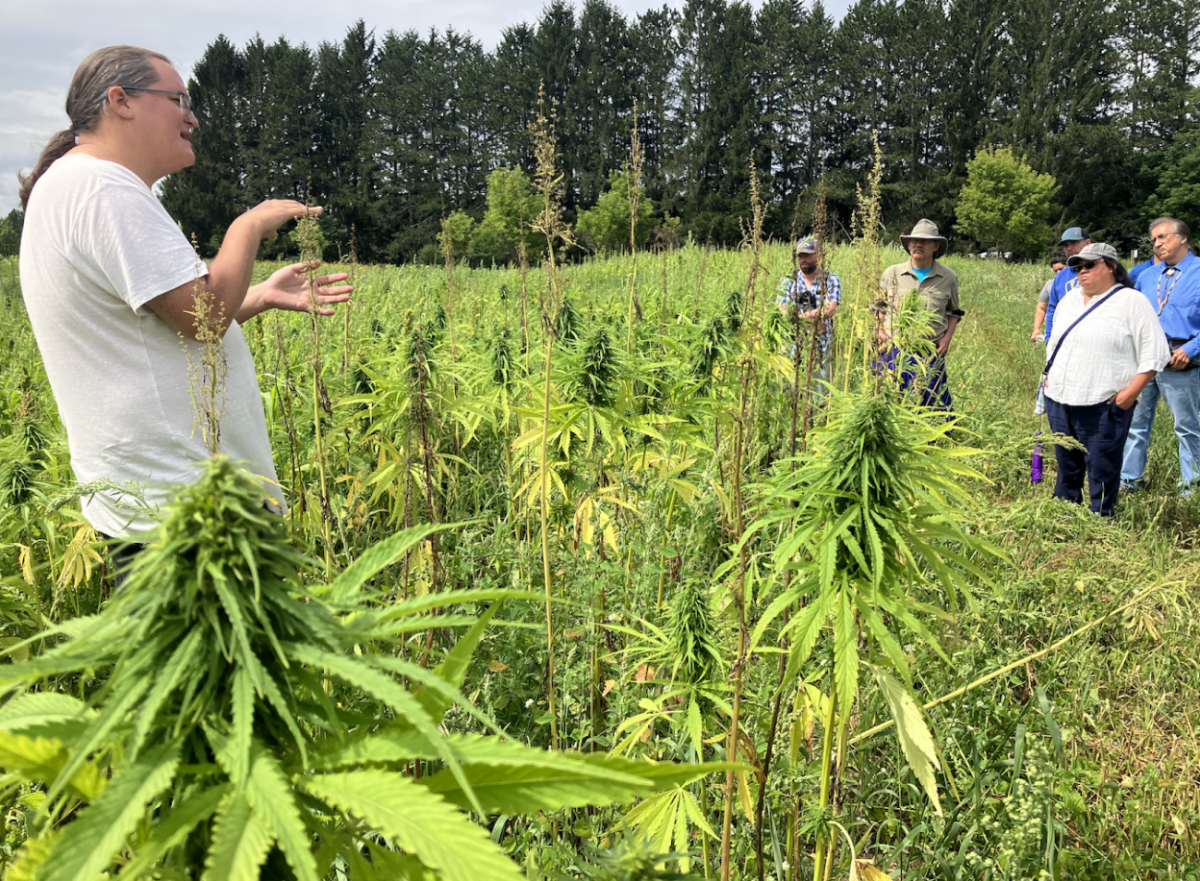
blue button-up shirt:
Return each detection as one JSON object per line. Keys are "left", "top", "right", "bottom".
{"left": 1043, "top": 265, "right": 1081, "bottom": 345}
{"left": 1137, "top": 251, "right": 1200, "bottom": 360}
{"left": 1129, "top": 258, "right": 1157, "bottom": 283}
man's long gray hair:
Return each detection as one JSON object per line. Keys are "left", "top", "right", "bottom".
{"left": 18, "top": 45, "right": 171, "bottom": 210}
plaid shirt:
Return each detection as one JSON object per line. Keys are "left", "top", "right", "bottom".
{"left": 777, "top": 271, "right": 841, "bottom": 352}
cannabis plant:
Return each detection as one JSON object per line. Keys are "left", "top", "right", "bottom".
{"left": 746, "top": 392, "right": 1006, "bottom": 875}
{"left": 0, "top": 458, "right": 724, "bottom": 880}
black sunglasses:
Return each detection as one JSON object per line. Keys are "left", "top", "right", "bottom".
{"left": 1076, "top": 260, "right": 1104, "bottom": 271}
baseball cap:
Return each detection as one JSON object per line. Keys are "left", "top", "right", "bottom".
{"left": 1059, "top": 226, "right": 1089, "bottom": 244}
{"left": 1066, "top": 242, "right": 1119, "bottom": 267}
{"left": 794, "top": 237, "right": 819, "bottom": 254}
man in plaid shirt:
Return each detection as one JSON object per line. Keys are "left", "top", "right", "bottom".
{"left": 778, "top": 237, "right": 841, "bottom": 392}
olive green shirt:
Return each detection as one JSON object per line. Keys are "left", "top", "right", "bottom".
{"left": 880, "top": 260, "right": 962, "bottom": 342}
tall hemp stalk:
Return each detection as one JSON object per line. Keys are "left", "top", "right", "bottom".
{"left": 272, "top": 307, "right": 301, "bottom": 537}
{"left": 442, "top": 215, "right": 464, "bottom": 471}
{"left": 183, "top": 235, "right": 227, "bottom": 458}
{"left": 295, "top": 205, "right": 335, "bottom": 579}
{"left": 626, "top": 99, "right": 644, "bottom": 356}
{"left": 719, "top": 160, "right": 769, "bottom": 881}
{"left": 801, "top": 179, "right": 833, "bottom": 449}
{"left": 342, "top": 224, "right": 356, "bottom": 377}
{"left": 840, "top": 133, "right": 885, "bottom": 394}
{"left": 739, "top": 391, "right": 1004, "bottom": 881}
{"left": 752, "top": 176, "right": 834, "bottom": 879}
{"left": 529, "top": 85, "right": 575, "bottom": 754}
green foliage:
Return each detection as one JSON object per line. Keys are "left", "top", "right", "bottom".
{"left": 749, "top": 392, "right": 1006, "bottom": 805}
{"left": 1143, "top": 114, "right": 1200, "bottom": 226}
{"left": 490, "top": 327, "right": 516, "bottom": 388}
{"left": 0, "top": 210, "right": 22, "bottom": 258}
{"left": 666, "top": 579, "right": 723, "bottom": 687}
{"left": 572, "top": 326, "right": 621, "bottom": 408}
{"left": 2, "top": 242, "right": 1198, "bottom": 877}
{"left": 440, "top": 211, "right": 478, "bottom": 262}
{"left": 468, "top": 168, "right": 542, "bottom": 266}
{"left": 288, "top": 213, "right": 330, "bottom": 261}
{"left": 554, "top": 296, "right": 582, "bottom": 347}
{"left": 575, "top": 171, "right": 655, "bottom": 254}
{"left": 0, "top": 458, "right": 726, "bottom": 879}
{"left": 954, "top": 147, "right": 1059, "bottom": 259}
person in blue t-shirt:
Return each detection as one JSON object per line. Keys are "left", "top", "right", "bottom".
{"left": 1121, "top": 217, "right": 1200, "bottom": 493}
{"left": 1032, "top": 252, "right": 1067, "bottom": 341}
{"left": 1043, "top": 226, "right": 1091, "bottom": 345}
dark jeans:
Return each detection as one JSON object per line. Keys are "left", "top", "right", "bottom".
{"left": 1046, "top": 397, "right": 1137, "bottom": 516}
{"left": 879, "top": 347, "right": 954, "bottom": 412}
{"left": 99, "top": 534, "right": 144, "bottom": 590}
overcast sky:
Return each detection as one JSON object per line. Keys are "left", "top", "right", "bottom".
{"left": 0, "top": 0, "right": 850, "bottom": 214}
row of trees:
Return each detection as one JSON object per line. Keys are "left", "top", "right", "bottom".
{"left": 156, "top": 0, "right": 1200, "bottom": 263}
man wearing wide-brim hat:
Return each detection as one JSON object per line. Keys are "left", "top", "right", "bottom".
{"left": 878, "top": 219, "right": 965, "bottom": 412}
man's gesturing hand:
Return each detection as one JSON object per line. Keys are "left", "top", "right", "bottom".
{"left": 258, "top": 262, "right": 353, "bottom": 316}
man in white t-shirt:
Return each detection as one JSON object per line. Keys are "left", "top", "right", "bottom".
{"left": 19, "top": 46, "right": 351, "bottom": 542}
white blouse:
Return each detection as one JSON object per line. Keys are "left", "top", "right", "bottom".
{"left": 1044, "top": 285, "right": 1170, "bottom": 406}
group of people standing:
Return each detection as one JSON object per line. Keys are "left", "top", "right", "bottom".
{"left": 780, "top": 217, "right": 1197, "bottom": 519}
{"left": 780, "top": 218, "right": 964, "bottom": 413}
{"left": 1032, "top": 220, "right": 1199, "bottom": 515}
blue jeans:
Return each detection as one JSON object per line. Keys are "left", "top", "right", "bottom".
{"left": 1047, "top": 397, "right": 1136, "bottom": 516}
{"left": 878, "top": 348, "right": 953, "bottom": 412}
{"left": 1120, "top": 368, "right": 1200, "bottom": 489}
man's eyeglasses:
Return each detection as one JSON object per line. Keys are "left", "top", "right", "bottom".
{"left": 117, "top": 87, "right": 193, "bottom": 117}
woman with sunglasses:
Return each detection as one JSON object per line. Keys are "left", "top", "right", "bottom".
{"left": 18, "top": 46, "right": 351, "bottom": 550}
{"left": 1042, "top": 243, "right": 1169, "bottom": 515}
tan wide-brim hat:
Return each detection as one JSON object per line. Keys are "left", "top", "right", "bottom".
{"left": 900, "top": 219, "right": 947, "bottom": 257}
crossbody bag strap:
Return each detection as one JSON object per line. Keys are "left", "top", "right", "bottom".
{"left": 1043, "top": 288, "right": 1121, "bottom": 377}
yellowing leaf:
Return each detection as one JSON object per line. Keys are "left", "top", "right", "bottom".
{"left": 736, "top": 771, "right": 755, "bottom": 827}
{"left": 19, "top": 544, "right": 35, "bottom": 587}
{"left": 855, "top": 859, "right": 894, "bottom": 881}
{"left": 867, "top": 664, "right": 941, "bottom": 816}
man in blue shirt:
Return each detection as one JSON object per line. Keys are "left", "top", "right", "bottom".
{"left": 1043, "top": 226, "right": 1091, "bottom": 344}
{"left": 1129, "top": 255, "right": 1159, "bottom": 284}
{"left": 1121, "top": 217, "right": 1200, "bottom": 492}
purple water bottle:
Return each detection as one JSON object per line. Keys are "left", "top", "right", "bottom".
{"left": 1031, "top": 431, "right": 1044, "bottom": 484}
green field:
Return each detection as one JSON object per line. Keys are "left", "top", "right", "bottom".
{"left": 0, "top": 242, "right": 1197, "bottom": 880}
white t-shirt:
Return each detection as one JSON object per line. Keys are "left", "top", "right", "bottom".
{"left": 20, "top": 154, "right": 283, "bottom": 537}
{"left": 1044, "top": 285, "right": 1170, "bottom": 407}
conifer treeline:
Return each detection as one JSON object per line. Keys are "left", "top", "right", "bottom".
{"left": 161, "top": 0, "right": 1200, "bottom": 262}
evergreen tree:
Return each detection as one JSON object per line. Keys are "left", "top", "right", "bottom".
{"left": 754, "top": 0, "right": 804, "bottom": 236}
{"left": 311, "top": 21, "right": 376, "bottom": 258}
{"left": 565, "top": 0, "right": 636, "bottom": 209}
{"left": 160, "top": 35, "right": 245, "bottom": 256}
{"left": 629, "top": 6, "right": 682, "bottom": 209}
{"left": 676, "top": 0, "right": 762, "bottom": 244}
{"left": 0, "top": 209, "right": 22, "bottom": 257}
{"left": 368, "top": 30, "right": 440, "bottom": 262}
{"left": 941, "top": 0, "right": 1006, "bottom": 204}
{"left": 489, "top": 22, "right": 540, "bottom": 173}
